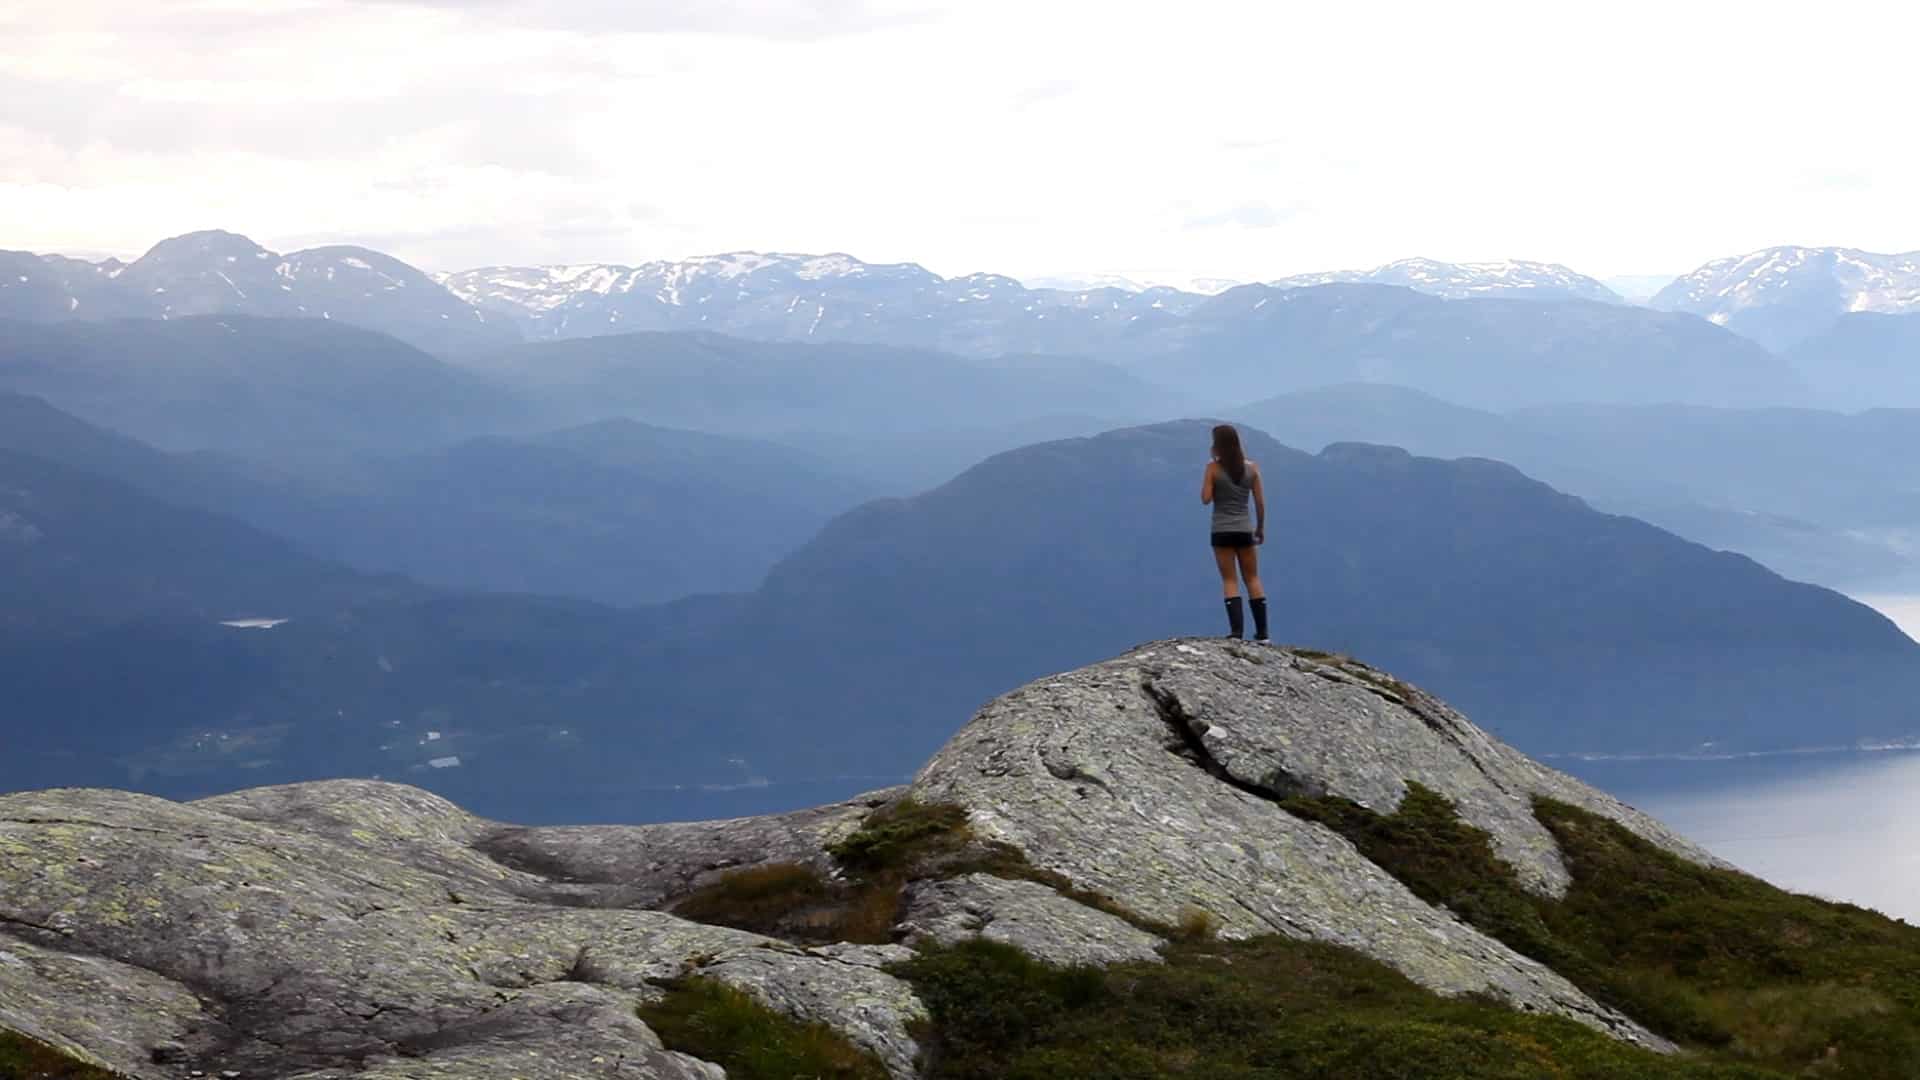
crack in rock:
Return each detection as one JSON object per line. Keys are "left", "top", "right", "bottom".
{"left": 1143, "top": 676, "right": 1324, "bottom": 801}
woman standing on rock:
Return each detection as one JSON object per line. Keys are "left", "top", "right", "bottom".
{"left": 1202, "top": 423, "right": 1268, "bottom": 642}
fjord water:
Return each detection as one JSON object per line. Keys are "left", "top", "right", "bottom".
{"left": 1558, "top": 592, "right": 1920, "bottom": 924}
{"left": 1563, "top": 750, "right": 1920, "bottom": 924}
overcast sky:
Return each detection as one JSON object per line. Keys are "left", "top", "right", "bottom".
{"left": 2, "top": 0, "right": 1914, "bottom": 284}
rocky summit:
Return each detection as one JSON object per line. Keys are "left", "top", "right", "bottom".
{"left": 1, "top": 641, "right": 1909, "bottom": 1079}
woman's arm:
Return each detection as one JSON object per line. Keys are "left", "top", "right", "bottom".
{"left": 1252, "top": 465, "right": 1267, "bottom": 542}
{"left": 1200, "top": 461, "right": 1215, "bottom": 505}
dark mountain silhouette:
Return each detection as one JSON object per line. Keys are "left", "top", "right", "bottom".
{"left": 0, "top": 443, "right": 661, "bottom": 800}
{"left": 281, "top": 423, "right": 871, "bottom": 604}
{"left": 0, "top": 395, "right": 869, "bottom": 606}
{"left": 684, "top": 421, "right": 1918, "bottom": 782}
{"left": 0, "top": 316, "right": 529, "bottom": 461}
{"left": 0, "top": 449, "right": 392, "bottom": 630}
{"left": 8, "top": 419, "right": 1918, "bottom": 823}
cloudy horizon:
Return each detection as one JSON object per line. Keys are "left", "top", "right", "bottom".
{"left": 3, "top": 0, "right": 1915, "bottom": 283}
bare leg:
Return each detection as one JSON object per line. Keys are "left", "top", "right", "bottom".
{"left": 1235, "top": 546, "right": 1264, "bottom": 600}
{"left": 1213, "top": 546, "right": 1241, "bottom": 598}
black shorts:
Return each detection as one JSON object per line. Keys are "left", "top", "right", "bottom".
{"left": 1211, "top": 531, "right": 1255, "bottom": 550}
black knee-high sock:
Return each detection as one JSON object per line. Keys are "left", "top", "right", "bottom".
{"left": 1250, "top": 596, "right": 1269, "bottom": 640}
{"left": 1223, "top": 596, "right": 1244, "bottom": 639}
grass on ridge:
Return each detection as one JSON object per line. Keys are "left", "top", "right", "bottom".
{"left": 668, "top": 797, "right": 1164, "bottom": 945}
{"left": 1282, "top": 783, "right": 1920, "bottom": 1076}
{"left": 890, "top": 936, "right": 1778, "bottom": 1080}
{"left": 637, "top": 978, "right": 889, "bottom": 1080}
{"left": 662, "top": 785, "right": 1920, "bottom": 1077}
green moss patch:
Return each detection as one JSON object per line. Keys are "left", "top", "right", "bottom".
{"left": 1282, "top": 783, "right": 1920, "bottom": 1076}
{"left": 0, "top": 1031, "right": 122, "bottom": 1080}
{"left": 827, "top": 798, "right": 974, "bottom": 874}
{"left": 672, "top": 798, "right": 1162, "bottom": 947}
{"left": 669, "top": 862, "right": 901, "bottom": 945}
{"left": 890, "top": 937, "right": 1775, "bottom": 1080}
{"left": 637, "top": 978, "right": 889, "bottom": 1080}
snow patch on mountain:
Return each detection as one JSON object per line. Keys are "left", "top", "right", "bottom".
{"left": 4, "top": 231, "right": 514, "bottom": 353}
{"left": 1653, "top": 246, "right": 1920, "bottom": 320}
{"left": 1648, "top": 246, "right": 1920, "bottom": 351}
{"left": 1273, "top": 258, "right": 1623, "bottom": 303}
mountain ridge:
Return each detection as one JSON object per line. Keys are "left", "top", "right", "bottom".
{"left": 9, "top": 415, "right": 1919, "bottom": 818}
{"left": 0, "top": 230, "right": 518, "bottom": 355}
{"left": 1652, "top": 245, "right": 1920, "bottom": 351}
{"left": 1271, "top": 256, "right": 1623, "bottom": 303}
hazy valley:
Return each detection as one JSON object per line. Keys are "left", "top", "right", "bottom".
{"left": 6, "top": 230, "right": 1920, "bottom": 826}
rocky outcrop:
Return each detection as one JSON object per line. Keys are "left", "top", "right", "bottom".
{"left": 908, "top": 640, "right": 1712, "bottom": 1048}
{"left": 1, "top": 639, "right": 1729, "bottom": 1076}
{"left": 0, "top": 784, "right": 923, "bottom": 1080}
{"left": 472, "top": 790, "right": 900, "bottom": 909}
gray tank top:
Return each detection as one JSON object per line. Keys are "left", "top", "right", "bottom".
{"left": 1211, "top": 461, "right": 1256, "bottom": 533}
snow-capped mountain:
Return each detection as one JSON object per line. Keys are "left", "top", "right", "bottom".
{"left": 1271, "top": 258, "right": 1623, "bottom": 304}
{"left": 1, "top": 230, "right": 517, "bottom": 355}
{"left": 0, "top": 250, "right": 126, "bottom": 319}
{"left": 437, "top": 252, "right": 1212, "bottom": 354}
{"left": 1651, "top": 246, "right": 1920, "bottom": 351}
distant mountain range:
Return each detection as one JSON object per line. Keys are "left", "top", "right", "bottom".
{"left": 1788, "top": 312, "right": 1920, "bottom": 411}
{"left": 442, "top": 274, "right": 1810, "bottom": 413}
{"left": 1131, "top": 283, "right": 1803, "bottom": 410}
{"left": 439, "top": 253, "right": 1638, "bottom": 351}
{"left": 0, "top": 317, "right": 1183, "bottom": 462}
{"left": 9, "top": 416, "right": 1916, "bottom": 821}
{"left": 12, "top": 231, "right": 1918, "bottom": 401}
{"left": 1271, "top": 258, "right": 1624, "bottom": 304}
{"left": 0, "top": 448, "right": 393, "bottom": 631}
{"left": 0, "top": 230, "right": 517, "bottom": 355}
{"left": 0, "top": 389, "right": 872, "bottom": 606}
{"left": 437, "top": 252, "right": 1217, "bottom": 353}
{"left": 1652, "top": 246, "right": 1920, "bottom": 351}
{"left": 725, "top": 422, "right": 1920, "bottom": 772}
{"left": 0, "top": 316, "right": 523, "bottom": 460}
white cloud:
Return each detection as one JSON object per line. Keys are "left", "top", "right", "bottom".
{"left": 2, "top": 0, "right": 1916, "bottom": 281}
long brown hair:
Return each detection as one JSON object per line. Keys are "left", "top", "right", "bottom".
{"left": 1211, "top": 424, "right": 1247, "bottom": 484}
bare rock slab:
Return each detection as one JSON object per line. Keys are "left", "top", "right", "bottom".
{"left": 899, "top": 873, "right": 1165, "bottom": 966}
